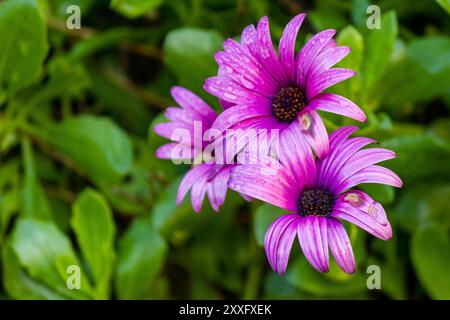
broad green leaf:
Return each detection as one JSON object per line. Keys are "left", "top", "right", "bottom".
{"left": 253, "top": 203, "right": 287, "bottom": 246}
{"left": 381, "top": 37, "right": 450, "bottom": 107}
{"left": 362, "top": 11, "right": 398, "bottom": 103}
{"left": 21, "top": 137, "right": 53, "bottom": 220}
{"left": 436, "top": 0, "right": 450, "bottom": 14}
{"left": 395, "top": 184, "right": 450, "bottom": 233}
{"left": 2, "top": 242, "right": 65, "bottom": 299}
{"left": 110, "top": 0, "right": 163, "bottom": 19}
{"left": 115, "top": 219, "right": 167, "bottom": 299}
{"left": 71, "top": 188, "right": 116, "bottom": 299}
{"left": 11, "top": 218, "right": 93, "bottom": 299}
{"left": 382, "top": 132, "right": 450, "bottom": 183}
{"left": 32, "top": 116, "right": 134, "bottom": 185}
{"left": 411, "top": 224, "right": 450, "bottom": 299}
{"left": 0, "top": 0, "right": 48, "bottom": 94}
{"left": 335, "top": 25, "right": 364, "bottom": 102}
{"left": 164, "top": 28, "right": 223, "bottom": 106}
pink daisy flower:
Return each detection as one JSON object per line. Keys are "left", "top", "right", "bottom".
{"left": 204, "top": 14, "right": 366, "bottom": 159}
{"left": 154, "top": 86, "right": 231, "bottom": 213}
{"left": 228, "top": 126, "right": 403, "bottom": 274}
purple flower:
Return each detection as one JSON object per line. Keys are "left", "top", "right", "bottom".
{"left": 228, "top": 126, "right": 403, "bottom": 274}
{"left": 204, "top": 14, "right": 365, "bottom": 159}
{"left": 154, "top": 86, "right": 231, "bottom": 213}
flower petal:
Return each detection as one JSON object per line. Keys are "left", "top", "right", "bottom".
{"left": 155, "top": 142, "right": 187, "bottom": 160}
{"left": 308, "top": 93, "right": 366, "bottom": 122}
{"left": 255, "top": 16, "right": 288, "bottom": 86}
{"left": 279, "top": 13, "right": 306, "bottom": 82}
{"left": 297, "top": 216, "right": 329, "bottom": 272}
{"left": 229, "top": 160, "right": 297, "bottom": 211}
{"left": 171, "top": 86, "right": 216, "bottom": 122}
{"left": 329, "top": 126, "right": 359, "bottom": 151}
{"left": 177, "top": 164, "right": 213, "bottom": 206}
{"left": 333, "top": 148, "right": 397, "bottom": 185}
{"left": 280, "top": 120, "right": 316, "bottom": 186}
{"left": 211, "top": 103, "right": 272, "bottom": 133}
{"left": 241, "top": 24, "right": 257, "bottom": 54}
{"left": 153, "top": 122, "right": 192, "bottom": 140}
{"left": 264, "top": 214, "right": 300, "bottom": 274}
{"left": 332, "top": 192, "right": 392, "bottom": 240}
{"left": 191, "top": 172, "right": 209, "bottom": 213}
{"left": 333, "top": 165, "right": 403, "bottom": 194}
{"left": 319, "top": 136, "right": 375, "bottom": 188}
{"left": 296, "top": 110, "right": 329, "bottom": 159}
{"left": 206, "top": 166, "right": 230, "bottom": 211}
{"left": 327, "top": 218, "right": 355, "bottom": 274}
{"left": 306, "top": 68, "right": 355, "bottom": 99}
{"left": 216, "top": 40, "right": 279, "bottom": 95}
{"left": 307, "top": 46, "right": 351, "bottom": 80}
{"left": 204, "top": 76, "right": 269, "bottom": 105}
{"left": 296, "top": 29, "right": 336, "bottom": 88}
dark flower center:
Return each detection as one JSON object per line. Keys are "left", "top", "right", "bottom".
{"left": 272, "top": 86, "right": 306, "bottom": 123}
{"left": 298, "top": 188, "right": 335, "bottom": 217}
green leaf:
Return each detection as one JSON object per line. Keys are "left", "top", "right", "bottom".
{"left": 164, "top": 28, "right": 223, "bottom": 106}
{"left": 411, "top": 224, "right": 450, "bottom": 299}
{"left": 110, "top": 0, "right": 163, "bottom": 19}
{"left": 115, "top": 219, "right": 167, "bottom": 299}
{"left": 253, "top": 203, "right": 286, "bottom": 246}
{"left": 436, "top": 0, "right": 450, "bottom": 14}
{"left": 33, "top": 115, "right": 134, "bottom": 185}
{"left": 335, "top": 25, "right": 364, "bottom": 102}
{"left": 286, "top": 257, "right": 367, "bottom": 297}
{"left": 395, "top": 184, "right": 450, "bottom": 233}
{"left": 2, "top": 242, "right": 65, "bottom": 299}
{"left": 0, "top": 0, "right": 48, "bottom": 94}
{"left": 362, "top": 11, "right": 398, "bottom": 102}
{"left": 21, "top": 137, "right": 53, "bottom": 220}
{"left": 71, "top": 188, "right": 116, "bottom": 298}
{"left": 381, "top": 37, "right": 450, "bottom": 107}
{"left": 359, "top": 184, "right": 395, "bottom": 205}
{"left": 11, "top": 218, "right": 93, "bottom": 299}
{"left": 382, "top": 132, "right": 450, "bottom": 183}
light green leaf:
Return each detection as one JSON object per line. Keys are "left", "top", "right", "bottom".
{"left": 110, "top": 0, "right": 163, "bottom": 19}
{"left": 32, "top": 115, "right": 134, "bottom": 185}
{"left": 115, "top": 219, "right": 167, "bottom": 299}
{"left": 2, "top": 242, "right": 65, "bottom": 299}
{"left": 0, "top": 0, "right": 48, "bottom": 94}
{"left": 253, "top": 203, "right": 287, "bottom": 246}
{"left": 362, "top": 11, "right": 398, "bottom": 102}
{"left": 11, "top": 218, "right": 93, "bottom": 299}
{"left": 411, "top": 224, "right": 450, "bottom": 299}
{"left": 21, "top": 137, "right": 53, "bottom": 220}
{"left": 164, "top": 28, "right": 223, "bottom": 106}
{"left": 436, "top": 0, "right": 450, "bottom": 14}
{"left": 71, "top": 188, "right": 116, "bottom": 299}
{"left": 335, "top": 25, "right": 364, "bottom": 102}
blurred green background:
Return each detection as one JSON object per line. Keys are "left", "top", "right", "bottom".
{"left": 0, "top": 0, "right": 449, "bottom": 300}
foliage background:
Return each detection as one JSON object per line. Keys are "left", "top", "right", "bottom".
{"left": 0, "top": 0, "right": 449, "bottom": 300}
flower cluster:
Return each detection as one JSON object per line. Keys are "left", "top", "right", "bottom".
{"left": 154, "top": 14, "right": 402, "bottom": 274}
